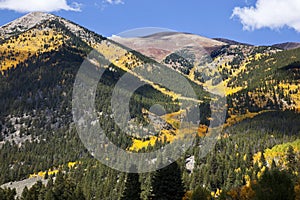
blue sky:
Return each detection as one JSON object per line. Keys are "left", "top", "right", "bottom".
{"left": 0, "top": 0, "right": 300, "bottom": 46}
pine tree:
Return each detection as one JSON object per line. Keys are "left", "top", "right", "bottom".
{"left": 191, "top": 186, "right": 210, "bottom": 200}
{"left": 44, "top": 190, "right": 55, "bottom": 200}
{"left": 52, "top": 171, "right": 65, "bottom": 199}
{"left": 0, "top": 187, "right": 16, "bottom": 200}
{"left": 253, "top": 169, "right": 295, "bottom": 200}
{"left": 21, "top": 186, "right": 29, "bottom": 200}
{"left": 260, "top": 151, "right": 267, "bottom": 167}
{"left": 121, "top": 165, "right": 141, "bottom": 200}
{"left": 151, "top": 161, "right": 185, "bottom": 200}
{"left": 74, "top": 185, "right": 86, "bottom": 200}
{"left": 44, "top": 171, "right": 49, "bottom": 179}
{"left": 24, "top": 181, "right": 44, "bottom": 200}
{"left": 271, "top": 159, "right": 277, "bottom": 170}
{"left": 286, "top": 145, "right": 297, "bottom": 173}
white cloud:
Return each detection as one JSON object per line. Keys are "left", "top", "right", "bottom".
{"left": 105, "top": 0, "right": 124, "bottom": 5}
{"left": 232, "top": 0, "right": 300, "bottom": 32}
{"left": 0, "top": 0, "right": 81, "bottom": 12}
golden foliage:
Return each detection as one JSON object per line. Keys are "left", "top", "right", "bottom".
{"left": 29, "top": 161, "right": 79, "bottom": 178}
{"left": 227, "top": 181, "right": 256, "bottom": 200}
{"left": 129, "top": 110, "right": 202, "bottom": 151}
{"left": 295, "top": 182, "right": 300, "bottom": 200}
{"left": 264, "top": 139, "right": 300, "bottom": 168}
{"left": 182, "top": 190, "right": 192, "bottom": 200}
{"left": 0, "top": 29, "right": 67, "bottom": 73}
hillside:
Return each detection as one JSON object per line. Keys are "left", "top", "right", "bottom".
{"left": 0, "top": 12, "right": 299, "bottom": 200}
{"left": 114, "top": 33, "right": 300, "bottom": 114}
{"left": 112, "top": 32, "right": 226, "bottom": 62}
{"left": 213, "top": 38, "right": 252, "bottom": 46}
{"left": 272, "top": 42, "right": 300, "bottom": 50}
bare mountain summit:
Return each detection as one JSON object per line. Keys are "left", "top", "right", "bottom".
{"left": 111, "top": 32, "right": 226, "bottom": 62}
{"left": 272, "top": 42, "right": 300, "bottom": 50}
{"left": 0, "top": 12, "right": 54, "bottom": 39}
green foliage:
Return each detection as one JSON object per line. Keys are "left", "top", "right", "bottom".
{"left": 21, "top": 172, "right": 86, "bottom": 200}
{"left": 190, "top": 186, "right": 210, "bottom": 200}
{"left": 253, "top": 169, "right": 295, "bottom": 200}
{"left": 229, "top": 47, "right": 300, "bottom": 89}
{"left": 151, "top": 162, "right": 185, "bottom": 200}
{"left": 21, "top": 181, "right": 44, "bottom": 200}
{"left": 286, "top": 145, "right": 297, "bottom": 173}
{"left": 164, "top": 52, "right": 194, "bottom": 75}
{"left": 0, "top": 187, "right": 16, "bottom": 200}
{"left": 121, "top": 165, "right": 141, "bottom": 200}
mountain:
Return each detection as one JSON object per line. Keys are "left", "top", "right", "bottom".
{"left": 213, "top": 38, "right": 252, "bottom": 46}
{"left": 272, "top": 42, "right": 300, "bottom": 50}
{"left": 112, "top": 32, "right": 226, "bottom": 62}
{"left": 113, "top": 31, "right": 300, "bottom": 113}
{"left": 0, "top": 12, "right": 54, "bottom": 40}
{"left": 0, "top": 12, "right": 191, "bottom": 197}
{"left": 0, "top": 12, "right": 299, "bottom": 200}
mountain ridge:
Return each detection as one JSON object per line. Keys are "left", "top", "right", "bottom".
{"left": 213, "top": 38, "right": 252, "bottom": 46}
{"left": 3, "top": 12, "right": 300, "bottom": 51}
{"left": 272, "top": 42, "right": 300, "bottom": 50}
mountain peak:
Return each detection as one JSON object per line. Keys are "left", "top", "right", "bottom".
{"left": 112, "top": 32, "right": 226, "bottom": 62}
{"left": 272, "top": 42, "right": 300, "bottom": 50}
{"left": 0, "top": 12, "right": 57, "bottom": 39}
{"left": 24, "top": 11, "right": 54, "bottom": 19}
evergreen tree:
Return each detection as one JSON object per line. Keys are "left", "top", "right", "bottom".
{"left": 21, "top": 186, "right": 29, "bottom": 200}
{"left": 151, "top": 161, "right": 185, "bottom": 200}
{"left": 253, "top": 169, "right": 295, "bottom": 200}
{"left": 44, "top": 190, "right": 55, "bottom": 200}
{"left": 271, "top": 159, "right": 277, "bottom": 170}
{"left": 120, "top": 165, "right": 141, "bottom": 200}
{"left": 52, "top": 171, "right": 65, "bottom": 199}
{"left": 74, "top": 185, "right": 86, "bottom": 200}
{"left": 286, "top": 145, "right": 297, "bottom": 173}
{"left": 259, "top": 151, "right": 267, "bottom": 167}
{"left": 0, "top": 187, "right": 16, "bottom": 200}
{"left": 191, "top": 186, "right": 210, "bottom": 200}
{"left": 23, "top": 181, "right": 44, "bottom": 200}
